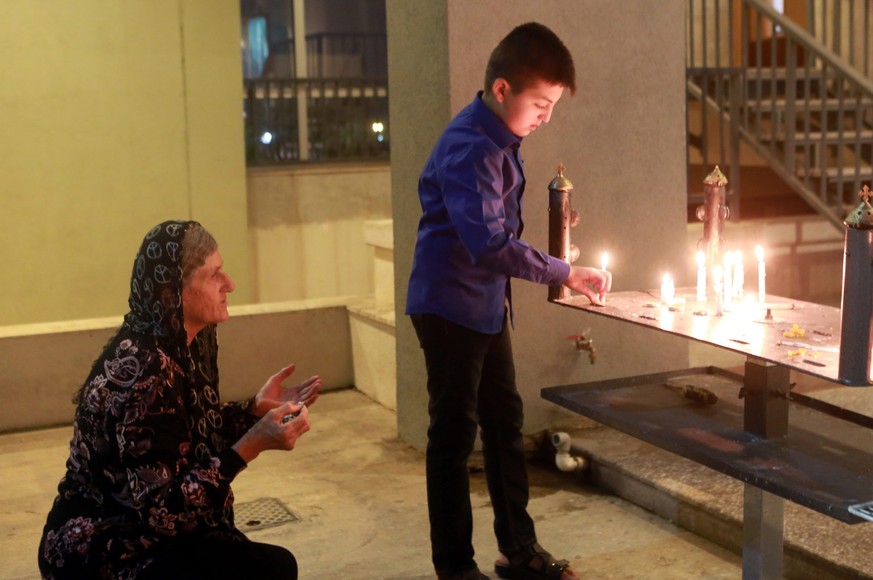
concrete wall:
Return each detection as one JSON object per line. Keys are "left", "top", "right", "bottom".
{"left": 389, "top": 0, "right": 692, "bottom": 450}
{"left": 0, "top": 0, "right": 250, "bottom": 326}
{"left": 0, "top": 301, "right": 355, "bottom": 432}
{"left": 246, "top": 163, "right": 391, "bottom": 302}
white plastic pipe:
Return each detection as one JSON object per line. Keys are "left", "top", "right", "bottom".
{"left": 551, "top": 432, "right": 588, "bottom": 472}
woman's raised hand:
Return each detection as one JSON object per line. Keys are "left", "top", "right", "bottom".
{"left": 251, "top": 364, "right": 323, "bottom": 418}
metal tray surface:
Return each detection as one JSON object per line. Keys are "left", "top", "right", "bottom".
{"left": 543, "top": 366, "right": 873, "bottom": 524}
{"left": 553, "top": 290, "right": 842, "bottom": 383}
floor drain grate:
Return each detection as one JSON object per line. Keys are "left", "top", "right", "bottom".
{"left": 235, "top": 497, "right": 299, "bottom": 532}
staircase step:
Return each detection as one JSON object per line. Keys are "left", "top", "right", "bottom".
{"left": 760, "top": 129, "right": 873, "bottom": 144}
{"left": 746, "top": 97, "right": 873, "bottom": 111}
{"left": 744, "top": 67, "right": 831, "bottom": 82}
{"left": 797, "top": 164, "right": 873, "bottom": 180}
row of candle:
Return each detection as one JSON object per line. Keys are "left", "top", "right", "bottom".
{"left": 598, "top": 245, "right": 767, "bottom": 312}
{"left": 698, "top": 252, "right": 741, "bottom": 302}
{"left": 697, "top": 251, "right": 744, "bottom": 302}
{"left": 695, "top": 245, "right": 766, "bottom": 307}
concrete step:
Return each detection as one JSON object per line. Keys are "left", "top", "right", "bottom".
{"left": 554, "top": 424, "right": 873, "bottom": 579}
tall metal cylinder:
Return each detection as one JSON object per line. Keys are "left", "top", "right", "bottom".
{"left": 838, "top": 186, "right": 873, "bottom": 386}
{"left": 696, "top": 165, "right": 729, "bottom": 292}
{"left": 548, "top": 164, "right": 574, "bottom": 302}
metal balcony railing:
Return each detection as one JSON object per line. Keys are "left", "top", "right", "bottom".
{"left": 244, "top": 77, "right": 389, "bottom": 165}
{"left": 687, "top": 0, "right": 873, "bottom": 229}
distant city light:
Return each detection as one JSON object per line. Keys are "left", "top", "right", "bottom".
{"left": 260, "top": 131, "right": 273, "bottom": 144}
{"left": 371, "top": 121, "right": 384, "bottom": 133}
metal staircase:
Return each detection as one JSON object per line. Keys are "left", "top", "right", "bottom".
{"left": 687, "top": 0, "right": 873, "bottom": 229}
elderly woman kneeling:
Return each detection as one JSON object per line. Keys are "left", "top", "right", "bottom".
{"left": 38, "top": 220, "right": 321, "bottom": 579}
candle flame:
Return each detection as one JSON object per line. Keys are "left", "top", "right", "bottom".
{"left": 755, "top": 245, "right": 764, "bottom": 262}
{"left": 696, "top": 251, "right": 704, "bottom": 267}
{"left": 601, "top": 252, "right": 609, "bottom": 271}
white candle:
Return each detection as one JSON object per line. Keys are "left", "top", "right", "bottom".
{"left": 713, "top": 266, "right": 724, "bottom": 316}
{"left": 661, "top": 273, "right": 674, "bottom": 305}
{"left": 755, "top": 245, "right": 766, "bottom": 303}
{"left": 696, "top": 251, "right": 706, "bottom": 302}
{"left": 734, "top": 251, "right": 744, "bottom": 298}
{"left": 723, "top": 253, "right": 733, "bottom": 305}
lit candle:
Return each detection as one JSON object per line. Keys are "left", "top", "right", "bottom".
{"left": 713, "top": 266, "right": 724, "bottom": 316}
{"left": 696, "top": 251, "right": 706, "bottom": 301}
{"left": 661, "top": 273, "right": 675, "bottom": 305}
{"left": 755, "top": 245, "right": 766, "bottom": 304}
{"left": 723, "top": 252, "right": 733, "bottom": 305}
{"left": 734, "top": 251, "right": 744, "bottom": 298}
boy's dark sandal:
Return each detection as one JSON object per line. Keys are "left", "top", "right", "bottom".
{"left": 494, "top": 542, "right": 576, "bottom": 580}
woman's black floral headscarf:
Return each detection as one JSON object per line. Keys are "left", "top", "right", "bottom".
{"left": 123, "top": 220, "right": 192, "bottom": 351}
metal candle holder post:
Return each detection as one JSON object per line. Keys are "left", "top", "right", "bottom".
{"left": 839, "top": 185, "right": 873, "bottom": 386}
{"left": 696, "top": 166, "right": 730, "bottom": 295}
{"left": 548, "top": 164, "right": 580, "bottom": 302}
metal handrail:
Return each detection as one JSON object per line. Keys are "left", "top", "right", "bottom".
{"left": 747, "top": 0, "right": 873, "bottom": 94}
{"left": 809, "top": 0, "right": 873, "bottom": 80}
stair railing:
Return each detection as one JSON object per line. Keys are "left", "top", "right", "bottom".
{"left": 688, "top": 0, "right": 873, "bottom": 229}
{"left": 808, "top": 0, "right": 873, "bottom": 82}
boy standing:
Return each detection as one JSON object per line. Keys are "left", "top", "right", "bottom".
{"left": 406, "top": 22, "right": 610, "bottom": 580}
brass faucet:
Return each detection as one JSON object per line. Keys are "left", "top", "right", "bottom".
{"left": 567, "top": 333, "right": 596, "bottom": 364}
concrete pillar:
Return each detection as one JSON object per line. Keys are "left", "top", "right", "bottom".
{"left": 388, "top": 0, "right": 690, "bottom": 450}
{"left": 293, "top": 0, "right": 310, "bottom": 160}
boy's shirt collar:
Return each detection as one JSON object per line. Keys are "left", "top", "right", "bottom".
{"left": 472, "top": 91, "right": 523, "bottom": 150}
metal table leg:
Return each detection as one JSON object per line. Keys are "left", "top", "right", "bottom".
{"left": 742, "top": 357, "right": 790, "bottom": 579}
{"left": 743, "top": 485, "right": 785, "bottom": 579}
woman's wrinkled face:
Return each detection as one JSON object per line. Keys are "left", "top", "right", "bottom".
{"left": 182, "top": 251, "right": 235, "bottom": 338}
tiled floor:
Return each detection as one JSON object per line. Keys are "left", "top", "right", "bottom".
{"left": 1, "top": 388, "right": 741, "bottom": 579}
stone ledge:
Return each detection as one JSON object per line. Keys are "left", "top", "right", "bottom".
{"left": 363, "top": 219, "right": 394, "bottom": 251}
{"left": 346, "top": 297, "right": 395, "bottom": 327}
{"left": 0, "top": 297, "right": 361, "bottom": 340}
{"left": 0, "top": 300, "right": 359, "bottom": 432}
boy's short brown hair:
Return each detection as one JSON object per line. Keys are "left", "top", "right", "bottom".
{"left": 484, "top": 22, "right": 576, "bottom": 96}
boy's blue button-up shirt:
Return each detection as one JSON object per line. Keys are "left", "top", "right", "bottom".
{"left": 406, "top": 92, "right": 571, "bottom": 334}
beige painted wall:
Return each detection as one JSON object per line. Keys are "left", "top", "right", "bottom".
{"left": 389, "top": 0, "right": 692, "bottom": 450}
{"left": 0, "top": 0, "right": 250, "bottom": 326}
{"left": 246, "top": 163, "right": 391, "bottom": 302}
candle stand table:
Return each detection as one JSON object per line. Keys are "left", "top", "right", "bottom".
{"left": 542, "top": 290, "right": 873, "bottom": 579}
